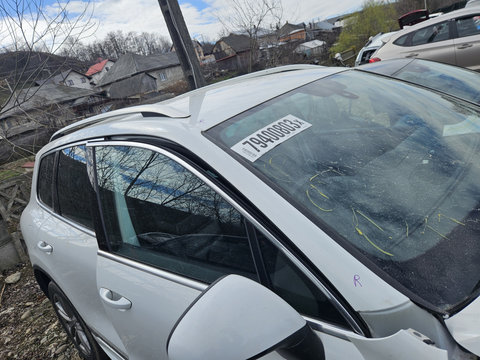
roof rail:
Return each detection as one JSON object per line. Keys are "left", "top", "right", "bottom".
{"left": 50, "top": 104, "right": 190, "bottom": 141}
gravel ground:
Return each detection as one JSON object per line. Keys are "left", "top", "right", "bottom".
{"left": 0, "top": 263, "right": 82, "bottom": 360}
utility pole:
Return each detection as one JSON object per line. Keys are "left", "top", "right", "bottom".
{"left": 158, "top": 0, "right": 206, "bottom": 90}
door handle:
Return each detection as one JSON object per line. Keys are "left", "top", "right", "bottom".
{"left": 99, "top": 288, "right": 132, "bottom": 310}
{"left": 37, "top": 241, "right": 53, "bottom": 254}
{"left": 457, "top": 43, "right": 473, "bottom": 49}
{"left": 406, "top": 53, "right": 418, "bottom": 58}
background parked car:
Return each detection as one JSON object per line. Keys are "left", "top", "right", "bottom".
{"left": 359, "top": 58, "right": 480, "bottom": 104}
{"left": 372, "top": 7, "right": 480, "bottom": 70}
{"left": 354, "top": 32, "right": 397, "bottom": 66}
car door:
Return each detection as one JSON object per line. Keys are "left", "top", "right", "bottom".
{"left": 26, "top": 146, "right": 128, "bottom": 357}
{"left": 400, "top": 20, "right": 456, "bottom": 64}
{"left": 453, "top": 14, "right": 480, "bottom": 70}
{"left": 91, "top": 140, "right": 447, "bottom": 360}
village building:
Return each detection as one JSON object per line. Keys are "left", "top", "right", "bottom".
{"left": 213, "top": 34, "right": 252, "bottom": 71}
{"left": 36, "top": 69, "right": 93, "bottom": 90}
{"left": 86, "top": 59, "right": 115, "bottom": 85}
{"left": 97, "top": 52, "right": 183, "bottom": 99}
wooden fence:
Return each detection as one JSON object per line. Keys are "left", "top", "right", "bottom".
{"left": 0, "top": 174, "right": 31, "bottom": 268}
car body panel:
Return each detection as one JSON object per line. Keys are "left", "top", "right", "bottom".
{"left": 445, "top": 296, "right": 480, "bottom": 355}
{"left": 454, "top": 34, "right": 480, "bottom": 70}
{"left": 20, "top": 201, "right": 128, "bottom": 356}
{"left": 96, "top": 252, "right": 202, "bottom": 360}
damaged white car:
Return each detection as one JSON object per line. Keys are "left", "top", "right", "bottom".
{"left": 21, "top": 64, "right": 480, "bottom": 359}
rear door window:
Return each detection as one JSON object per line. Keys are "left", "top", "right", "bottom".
{"left": 57, "top": 145, "right": 94, "bottom": 229}
{"left": 456, "top": 15, "right": 480, "bottom": 38}
{"left": 37, "top": 153, "right": 55, "bottom": 208}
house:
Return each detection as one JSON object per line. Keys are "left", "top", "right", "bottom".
{"left": 37, "top": 69, "right": 93, "bottom": 90}
{"left": 0, "top": 84, "right": 106, "bottom": 122}
{"left": 213, "top": 34, "right": 252, "bottom": 71}
{"left": 171, "top": 41, "right": 216, "bottom": 65}
{"left": 278, "top": 22, "right": 307, "bottom": 42}
{"left": 97, "top": 52, "right": 183, "bottom": 98}
{"left": 0, "top": 84, "right": 108, "bottom": 163}
{"left": 295, "top": 40, "right": 326, "bottom": 57}
{"left": 86, "top": 58, "right": 115, "bottom": 85}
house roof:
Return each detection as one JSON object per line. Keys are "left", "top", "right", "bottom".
{"left": 297, "top": 40, "right": 326, "bottom": 49}
{"left": 0, "top": 84, "right": 100, "bottom": 119}
{"left": 108, "top": 73, "right": 157, "bottom": 99}
{"left": 279, "top": 22, "right": 304, "bottom": 37}
{"left": 314, "top": 21, "right": 334, "bottom": 31}
{"left": 98, "top": 52, "right": 180, "bottom": 86}
{"left": 217, "top": 34, "right": 251, "bottom": 53}
{"left": 86, "top": 59, "right": 111, "bottom": 76}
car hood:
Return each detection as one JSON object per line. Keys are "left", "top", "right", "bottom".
{"left": 445, "top": 296, "right": 480, "bottom": 355}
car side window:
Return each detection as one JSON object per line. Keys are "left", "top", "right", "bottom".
{"left": 94, "top": 145, "right": 258, "bottom": 284}
{"left": 57, "top": 145, "right": 94, "bottom": 229}
{"left": 456, "top": 15, "right": 480, "bottom": 38}
{"left": 411, "top": 21, "right": 450, "bottom": 45}
{"left": 37, "top": 153, "right": 55, "bottom": 208}
{"left": 256, "top": 229, "right": 350, "bottom": 328}
{"left": 393, "top": 34, "right": 409, "bottom": 46}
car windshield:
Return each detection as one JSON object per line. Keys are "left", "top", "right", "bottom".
{"left": 205, "top": 70, "right": 480, "bottom": 312}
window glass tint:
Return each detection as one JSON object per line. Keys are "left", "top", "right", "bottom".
{"left": 256, "top": 231, "right": 349, "bottom": 327}
{"left": 411, "top": 21, "right": 449, "bottom": 45}
{"left": 393, "top": 34, "right": 409, "bottom": 46}
{"left": 37, "top": 153, "right": 55, "bottom": 208}
{"left": 57, "top": 146, "right": 94, "bottom": 229}
{"left": 456, "top": 15, "right": 480, "bottom": 38}
{"left": 95, "top": 145, "right": 257, "bottom": 283}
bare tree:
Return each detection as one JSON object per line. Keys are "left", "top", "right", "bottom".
{"left": 0, "top": 0, "right": 96, "bottom": 118}
{"left": 61, "top": 31, "right": 172, "bottom": 62}
{"left": 216, "top": 0, "right": 283, "bottom": 72}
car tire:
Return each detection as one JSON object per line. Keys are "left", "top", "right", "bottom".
{"left": 48, "top": 281, "right": 108, "bottom": 360}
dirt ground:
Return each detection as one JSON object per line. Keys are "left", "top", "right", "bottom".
{"left": 0, "top": 262, "right": 82, "bottom": 360}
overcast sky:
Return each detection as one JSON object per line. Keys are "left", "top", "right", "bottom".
{"left": 53, "top": 0, "right": 365, "bottom": 43}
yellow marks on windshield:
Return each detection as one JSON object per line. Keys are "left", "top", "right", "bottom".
{"left": 437, "top": 213, "right": 465, "bottom": 226}
{"left": 356, "top": 209, "right": 384, "bottom": 232}
{"left": 263, "top": 157, "right": 293, "bottom": 182}
{"left": 422, "top": 216, "right": 449, "bottom": 240}
{"left": 425, "top": 225, "right": 449, "bottom": 240}
{"left": 352, "top": 208, "right": 393, "bottom": 257}
{"left": 306, "top": 185, "right": 333, "bottom": 212}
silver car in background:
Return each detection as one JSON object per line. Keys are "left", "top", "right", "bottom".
{"left": 372, "top": 7, "right": 480, "bottom": 70}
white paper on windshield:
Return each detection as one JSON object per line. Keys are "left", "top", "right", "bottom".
{"left": 443, "top": 115, "right": 480, "bottom": 137}
{"left": 231, "top": 115, "right": 312, "bottom": 162}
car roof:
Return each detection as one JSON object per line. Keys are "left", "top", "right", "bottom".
{"left": 48, "top": 65, "right": 344, "bottom": 148}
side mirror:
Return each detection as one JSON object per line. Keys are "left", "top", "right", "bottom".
{"left": 167, "top": 275, "right": 325, "bottom": 360}
{"left": 334, "top": 53, "right": 343, "bottom": 62}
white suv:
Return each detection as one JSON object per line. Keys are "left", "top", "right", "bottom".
{"left": 21, "top": 65, "right": 480, "bottom": 360}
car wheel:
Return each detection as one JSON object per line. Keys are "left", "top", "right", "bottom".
{"left": 48, "top": 281, "right": 107, "bottom": 360}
